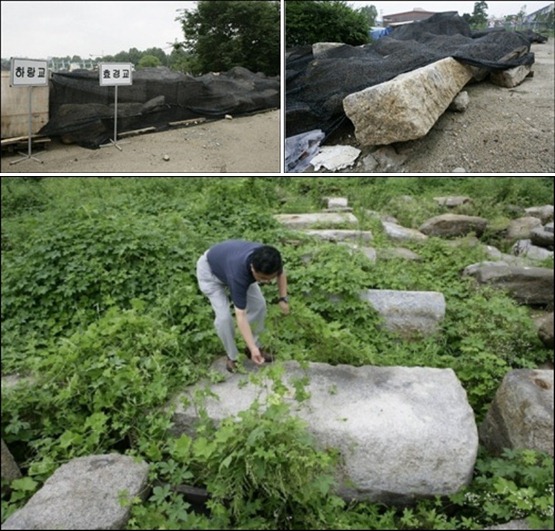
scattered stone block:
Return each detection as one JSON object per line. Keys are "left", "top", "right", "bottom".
{"left": 524, "top": 205, "right": 554, "bottom": 224}
{"left": 303, "top": 229, "right": 373, "bottom": 243}
{"left": 480, "top": 370, "right": 554, "bottom": 456}
{"left": 360, "top": 289, "right": 446, "bottom": 337}
{"left": 382, "top": 221, "right": 428, "bottom": 242}
{"left": 273, "top": 212, "right": 358, "bottom": 230}
{"left": 170, "top": 361, "right": 478, "bottom": 504}
{"left": 2, "top": 454, "right": 149, "bottom": 530}
{"left": 419, "top": 213, "right": 488, "bottom": 238}
{"left": 1, "top": 439, "right": 22, "bottom": 484}
{"left": 490, "top": 64, "right": 533, "bottom": 88}
{"left": 433, "top": 196, "right": 471, "bottom": 208}
{"left": 343, "top": 57, "right": 473, "bottom": 145}
{"left": 463, "top": 262, "right": 554, "bottom": 306}
{"left": 448, "top": 90, "right": 469, "bottom": 112}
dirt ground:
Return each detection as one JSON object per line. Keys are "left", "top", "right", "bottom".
{"left": 319, "top": 39, "right": 555, "bottom": 175}
{"left": 1, "top": 109, "right": 280, "bottom": 175}
{"left": 2, "top": 40, "right": 554, "bottom": 176}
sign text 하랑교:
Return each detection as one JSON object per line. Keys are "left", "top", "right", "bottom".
{"left": 10, "top": 58, "right": 48, "bottom": 87}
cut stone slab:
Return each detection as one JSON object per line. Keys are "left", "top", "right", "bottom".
{"left": 506, "top": 216, "right": 542, "bottom": 240}
{"left": 1, "top": 439, "right": 22, "bottom": 483}
{"left": 324, "top": 196, "right": 349, "bottom": 209}
{"left": 2, "top": 454, "right": 149, "bottom": 530}
{"left": 303, "top": 229, "right": 373, "bottom": 243}
{"left": 479, "top": 369, "right": 554, "bottom": 457}
{"left": 485, "top": 245, "right": 538, "bottom": 267}
{"left": 524, "top": 205, "right": 554, "bottom": 224}
{"left": 530, "top": 226, "right": 554, "bottom": 248}
{"left": 512, "top": 239, "right": 554, "bottom": 261}
{"left": 433, "top": 196, "right": 472, "bottom": 208}
{"left": 343, "top": 57, "right": 473, "bottom": 146}
{"left": 360, "top": 289, "right": 446, "bottom": 337}
{"left": 463, "top": 262, "right": 554, "bottom": 306}
{"left": 274, "top": 212, "right": 358, "bottom": 230}
{"left": 490, "top": 64, "right": 532, "bottom": 88}
{"left": 537, "top": 312, "right": 554, "bottom": 349}
{"left": 419, "top": 213, "right": 488, "bottom": 238}
{"left": 339, "top": 242, "right": 377, "bottom": 262}
{"left": 377, "top": 247, "right": 422, "bottom": 261}
{"left": 381, "top": 221, "right": 428, "bottom": 242}
{"left": 170, "top": 361, "right": 478, "bottom": 504}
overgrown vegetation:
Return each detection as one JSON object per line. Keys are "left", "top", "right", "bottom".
{"left": 1, "top": 177, "right": 553, "bottom": 529}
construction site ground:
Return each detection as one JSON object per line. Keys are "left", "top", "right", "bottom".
{"left": 1, "top": 109, "right": 280, "bottom": 175}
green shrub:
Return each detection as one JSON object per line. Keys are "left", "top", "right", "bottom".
{"left": 130, "top": 393, "right": 346, "bottom": 530}
{"left": 2, "top": 177, "right": 553, "bottom": 529}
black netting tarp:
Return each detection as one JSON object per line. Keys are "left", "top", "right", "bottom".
{"left": 286, "top": 12, "right": 545, "bottom": 139}
{"left": 39, "top": 66, "right": 279, "bottom": 148}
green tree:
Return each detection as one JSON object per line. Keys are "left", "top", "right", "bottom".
{"left": 127, "top": 47, "right": 143, "bottom": 66}
{"left": 471, "top": 1, "right": 489, "bottom": 29}
{"left": 143, "top": 47, "right": 168, "bottom": 66}
{"left": 113, "top": 50, "right": 132, "bottom": 63}
{"left": 515, "top": 5, "right": 528, "bottom": 29}
{"left": 177, "top": 0, "right": 280, "bottom": 76}
{"left": 286, "top": 0, "right": 370, "bottom": 47}
{"left": 358, "top": 4, "right": 378, "bottom": 28}
{"left": 167, "top": 46, "right": 199, "bottom": 74}
{"left": 137, "top": 54, "right": 162, "bottom": 69}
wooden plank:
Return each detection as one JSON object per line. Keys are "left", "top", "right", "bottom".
{"left": 1, "top": 135, "right": 50, "bottom": 147}
{"left": 119, "top": 127, "right": 157, "bottom": 138}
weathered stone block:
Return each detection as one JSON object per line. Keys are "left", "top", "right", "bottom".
{"left": 2, "top": 454, "right": 149, "bottom": 530}
{"left": 273, "top": 212, "right": 358, "bottom": 230}
{"left": 170, "top": 361, "right": 478, "bottom": 504}
{"left": 480, "top": 370, "right": 554, "bottom": 456}
{"left": 343, "top": 57, "right": 473, "bottom": 145}
{"left": 360, "top": 289, "right": 445, "bottom": 337}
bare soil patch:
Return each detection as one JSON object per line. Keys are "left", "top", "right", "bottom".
{"left": 1, "top": 109, "right": 280, "bottom": 175}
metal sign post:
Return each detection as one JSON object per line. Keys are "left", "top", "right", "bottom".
{"left": 99, "top": 62, "right": 133, "bottom": 150}
{"left": 9, "top": 58, "right": 48, "bottom": 165}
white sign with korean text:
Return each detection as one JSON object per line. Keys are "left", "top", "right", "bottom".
{"left": 10, "top": 58, "right": 48, "bottom": 87}
{"left": 99, "top": 63, "right": 133, "bottom": 86}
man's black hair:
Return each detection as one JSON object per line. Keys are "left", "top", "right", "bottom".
{"left": 251, "top": 245, "right": 282, "bottom": 275}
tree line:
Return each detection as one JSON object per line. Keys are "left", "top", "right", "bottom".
{"left": 4, "top": 2, "right": 545, "bottom": 77}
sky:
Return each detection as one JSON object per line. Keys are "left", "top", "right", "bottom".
{"left": 1, "top": 1, "right": 197, "bottom": 59}
{"left": 1, "top": 1, "right": 553, "bottom": 60}
{"left": 350, "top": 0, "right": 553, "bottom": 19}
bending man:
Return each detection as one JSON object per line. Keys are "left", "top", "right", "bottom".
{"left": 196, "top": 240, "right": 289, "bottom": 372}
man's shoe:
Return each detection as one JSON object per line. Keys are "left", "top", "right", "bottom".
{"left": 226, "top": 358, "right": 237, "bottom": 373}
{"left": 244, "top": 346, "right": 274, "bottom": 363}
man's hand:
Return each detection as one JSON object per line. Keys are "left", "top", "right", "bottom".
{"left": 278, "top": 300, "right": 290, "bottom": 315}
{"left": 250, "top": 346, "right": 265, "bottom": 365}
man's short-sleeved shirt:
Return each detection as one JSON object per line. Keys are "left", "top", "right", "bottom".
{"left": 207, "top": 240, "right": 262, "bottom": 310}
